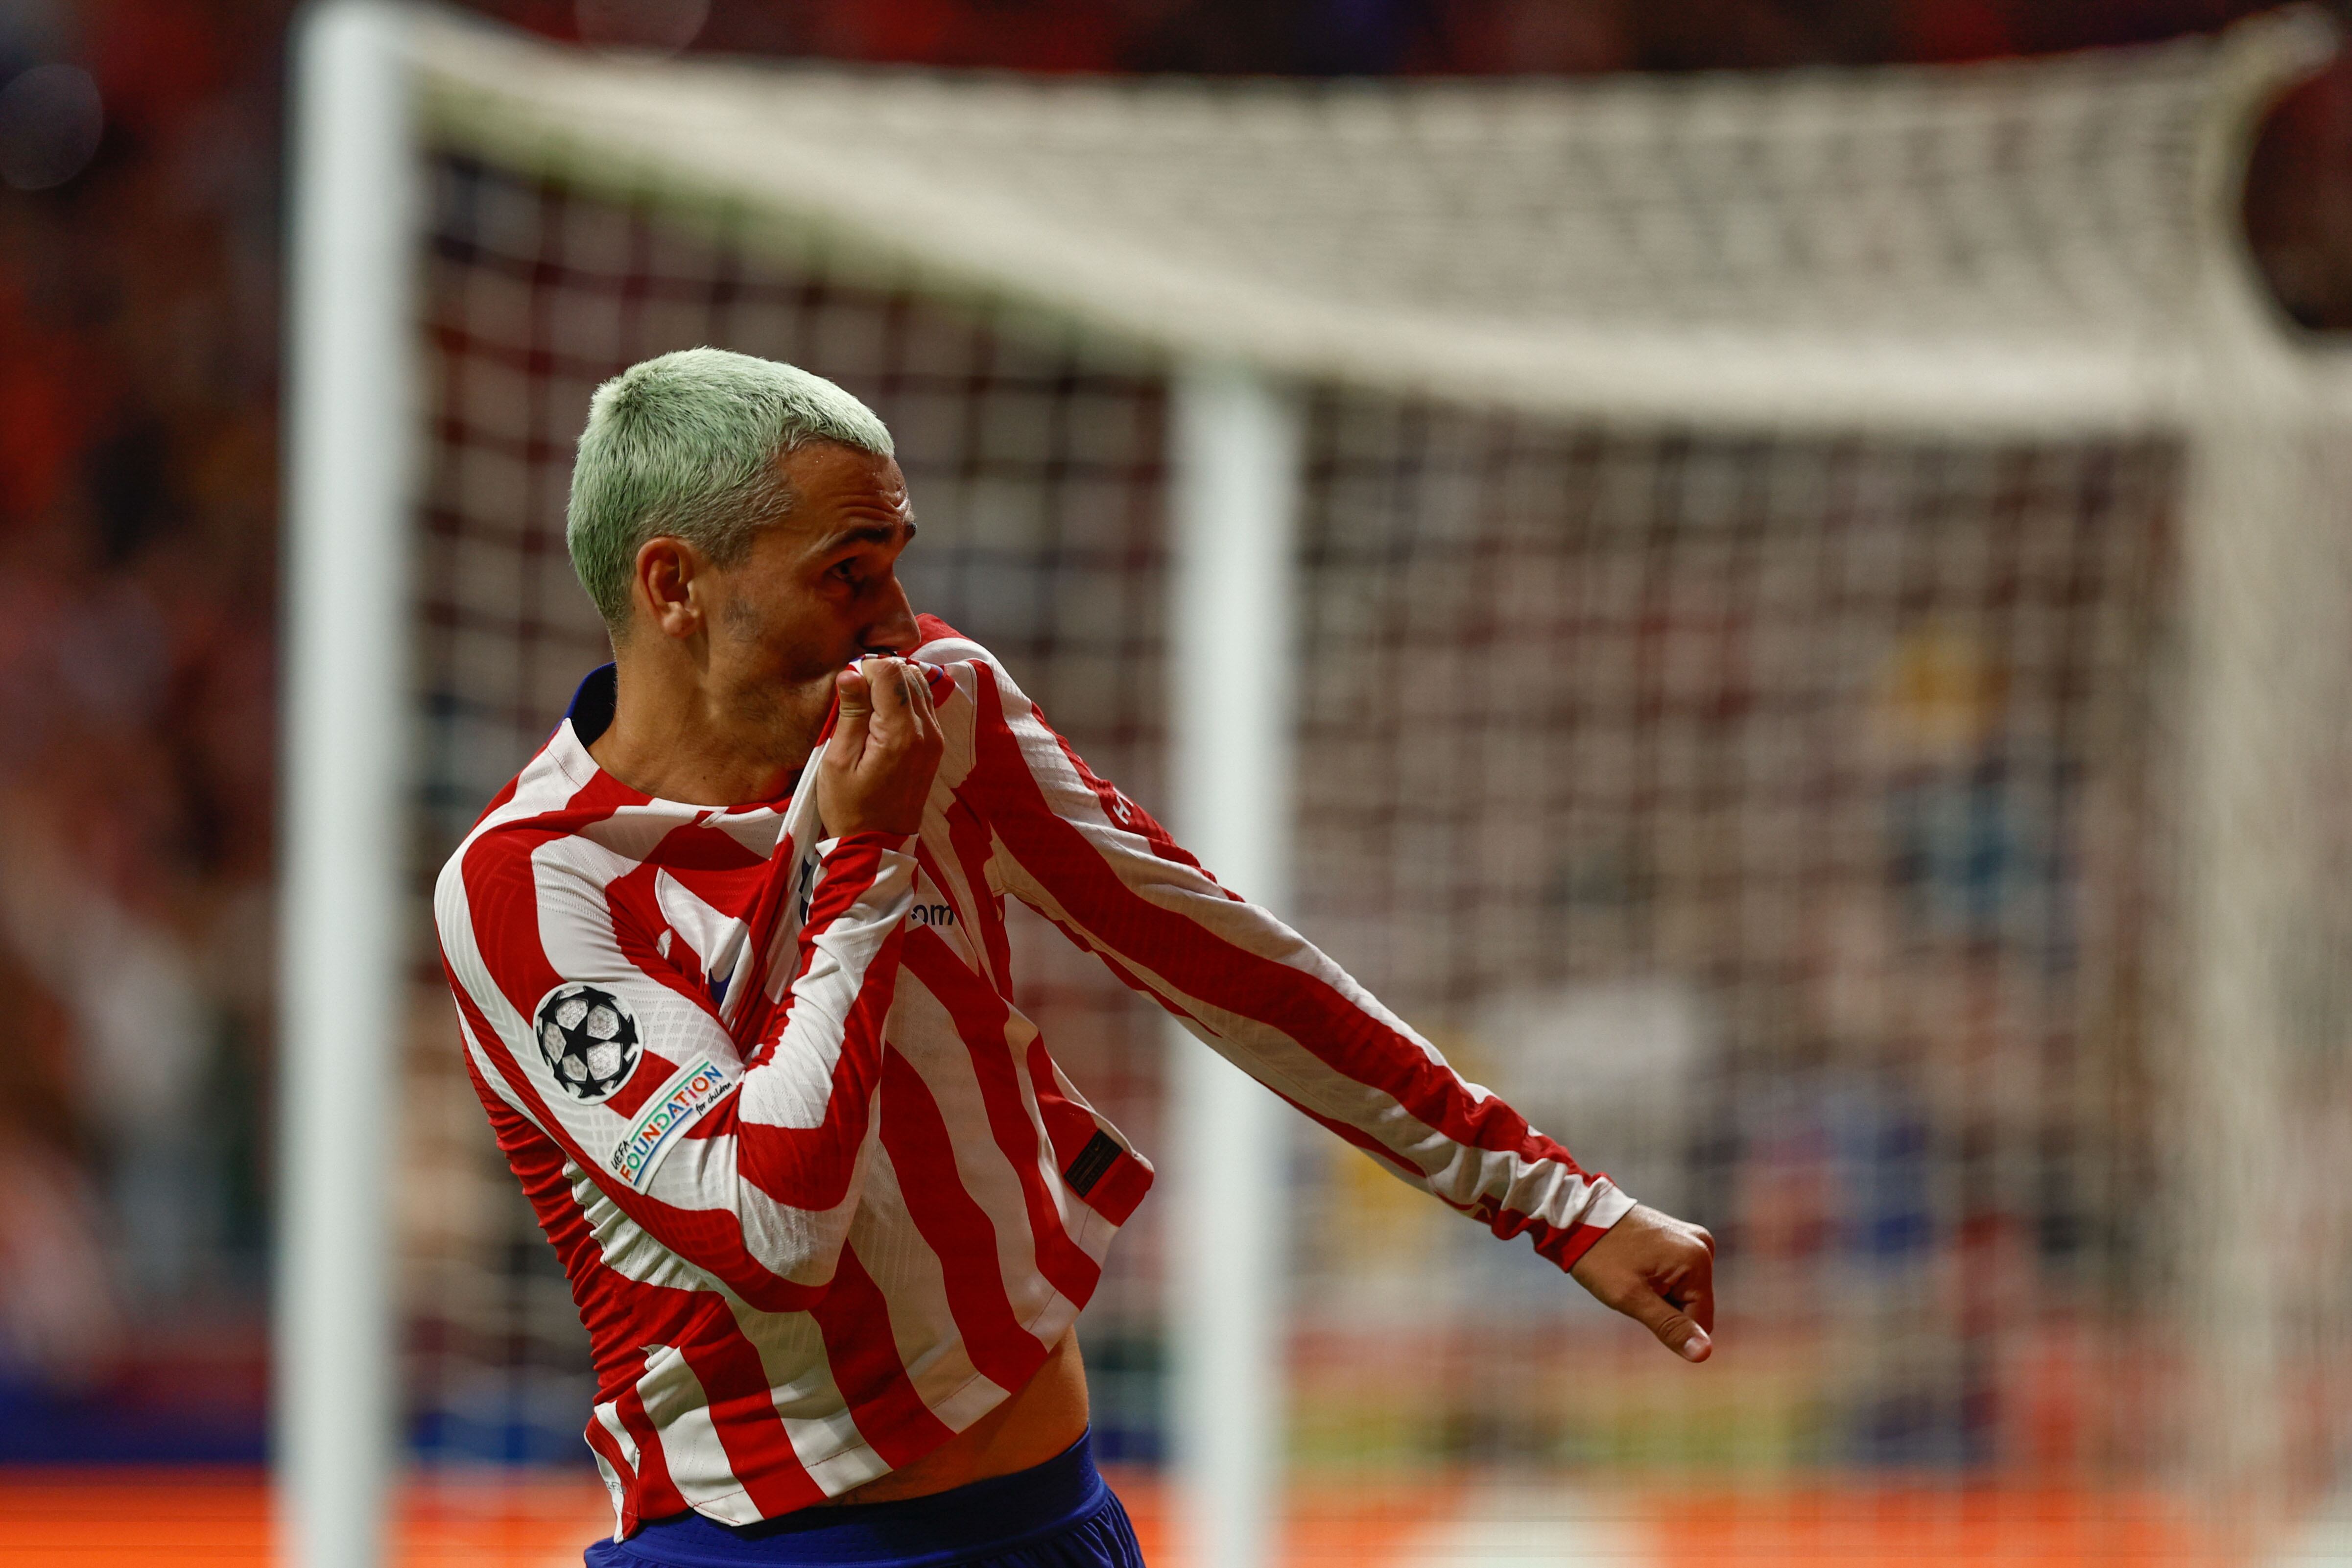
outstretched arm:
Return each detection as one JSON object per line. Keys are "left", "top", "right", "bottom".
{"left": 935, "top": 641, "right": 1713, "bottom": 1360}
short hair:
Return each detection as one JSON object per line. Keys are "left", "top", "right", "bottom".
{"left": 566, "top": 348, "right": 895, "bottom": 630}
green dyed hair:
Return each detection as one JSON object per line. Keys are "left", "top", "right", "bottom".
{"left": 566, "top": 348, "right": 895, "bottom": 631}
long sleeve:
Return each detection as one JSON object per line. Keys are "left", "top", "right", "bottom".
{"left": 436, "top": 824, "right": 917, "bottom": 1311}
{"left": 933, "top": 637, "right": 1637, "bottom": 1272}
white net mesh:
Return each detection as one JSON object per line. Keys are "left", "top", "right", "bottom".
{"left": 1285, "top": 410, "right": 2180, "bottom": 1478}
{"left": 391, "top": 16, "right": 2352, "bottom": 1560}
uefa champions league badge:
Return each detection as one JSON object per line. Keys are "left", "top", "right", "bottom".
{"left": 608, "top": 1058, "right": 733, "bottom": 1190}
{"left": 535, "top": 983, "right": 644, "bottom": 1103}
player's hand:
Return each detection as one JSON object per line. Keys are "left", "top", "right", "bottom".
{"left": 817, "top": 657, "right": 943, "bottom": 838}
{"left": 1568, "top": 1204, "right": 1716, "bottom": 1362}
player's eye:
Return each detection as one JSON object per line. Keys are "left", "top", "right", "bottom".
{"left": 829, "top": 559, "right": 863, "bottom": 587}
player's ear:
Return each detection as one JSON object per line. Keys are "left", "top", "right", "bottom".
{"left": 634, "top": 536, "right": 703, "bottom": 640}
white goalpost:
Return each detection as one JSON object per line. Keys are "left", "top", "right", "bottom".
{"left": 281, "top": 4, "right": 2352, "bottom": 1565}
{"left": 280, "top": 6, "right": 417, "bottom": 1566}
{"left": 1165, "top": 364, "right": 1300, "bottom": 1568}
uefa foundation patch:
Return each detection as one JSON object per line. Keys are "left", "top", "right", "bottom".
{"left": 609, "top": 1057, "right": 732, "bottom": 1189}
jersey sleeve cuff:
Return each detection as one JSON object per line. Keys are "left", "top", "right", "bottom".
{"left": 1541, "top": 1178, "right": 1640, "bottom": 1271}
{"left": 804, "top": 834, "right": 919, "bottom": 933}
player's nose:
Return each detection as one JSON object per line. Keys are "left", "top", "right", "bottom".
{"left": 861, "top": 576, "right": 920, "bottom": 656}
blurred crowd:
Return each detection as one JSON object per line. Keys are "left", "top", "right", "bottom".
{"left": 0, "top": 0, "right": 287, "bottom": 1456}
{"left": 0, "top": 0, "right": 2345, "bottom": 1460}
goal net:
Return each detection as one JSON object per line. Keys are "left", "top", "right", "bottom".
{"left": 288, "top": 4, "right": 2352, "bottom": 1562}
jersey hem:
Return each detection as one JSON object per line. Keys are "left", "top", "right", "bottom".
{"left": 607, "top": 1246, "right": 1109, "bottom": 1538}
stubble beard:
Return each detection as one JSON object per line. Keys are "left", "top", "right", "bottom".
{"left": 718, "top": 590, "right": 843, "bottom": 764}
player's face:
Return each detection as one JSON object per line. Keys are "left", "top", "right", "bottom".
{"left": 710, "top": 442, "right": 921, "bottom": 687}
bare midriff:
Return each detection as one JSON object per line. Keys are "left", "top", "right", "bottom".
{"left": 809, "top": 1330, "right": 1090, "bottom": 1508}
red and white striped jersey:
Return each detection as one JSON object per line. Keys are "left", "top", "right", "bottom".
{"left": 434, "top": 616, "right": 1632, "bottom": 1537}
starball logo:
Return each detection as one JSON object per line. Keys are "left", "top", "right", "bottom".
{"left": 609, "top": 1058, "right": 731, "bottom": 1189}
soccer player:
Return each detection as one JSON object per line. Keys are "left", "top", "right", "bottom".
{"left": 435, "top": 349, "right": 1715, "bottom": 1568}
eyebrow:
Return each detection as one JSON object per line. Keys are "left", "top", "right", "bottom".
{"left": 824, "top": 517, "right": 916, "bottom": 551}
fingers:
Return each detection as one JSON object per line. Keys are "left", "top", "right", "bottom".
{"left": 837, "top": 663, "right": 874, "bottom": 715}
{"left": 860, "top": 656, "right": 904, "bottom": 730}
{"left": 1655, "top": 1225, "right": 1715, "bottom": 1343}
{"left": 827, "top": 665, "right": 874, "bottom": 763}
{"left": 1689, "top": 1244, "right": 1716, "bottom": 1334}
{"left": 1664, "top": 1223, "right": 1717, "bottom": 1335}
{"left": 1623, "top": 1286, "right": 1712, "bottom": 1362}
{"left": 857, "top": 657, "right": 937, "bottom": 750}
{"left": 899, "top": 656, "right": 938, "bottom": 731}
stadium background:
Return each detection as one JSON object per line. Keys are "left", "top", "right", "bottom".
{"left": 3, "top": 0, "right": 2351, "bottom": 1560}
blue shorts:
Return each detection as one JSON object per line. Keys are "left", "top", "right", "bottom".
{"left": 583, "top": 1432, "right": 1145, "bottom": 1568}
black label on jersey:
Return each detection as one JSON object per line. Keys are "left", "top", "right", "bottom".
{"left": 1062, "top": 1131, "right": 1122, "bottom": 1197}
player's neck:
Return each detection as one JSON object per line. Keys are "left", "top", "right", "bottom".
{"left": 587, "top": 654, "right": 832, "bottom": 808}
